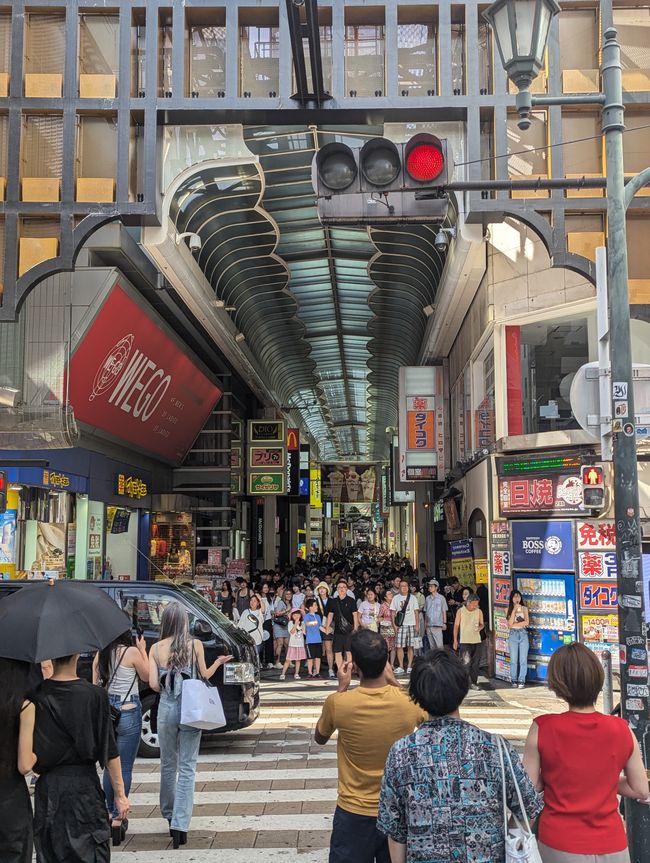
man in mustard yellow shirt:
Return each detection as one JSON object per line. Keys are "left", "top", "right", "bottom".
{"left": 315, "top": 629, "right": 426, "bottom": 863}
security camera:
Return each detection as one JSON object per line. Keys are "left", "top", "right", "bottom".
{"left": 434, "top": 230, "right": 449, "bottom": 252}
{"left": 175, "top": 231, "right": 202, "bottom": 251}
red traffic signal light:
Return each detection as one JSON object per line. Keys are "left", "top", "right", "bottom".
{"left": 582, "top": 465, "right": 604, "bottom": 487}
{"left": 404, "top": 134, "right": 445, "bottom": 183}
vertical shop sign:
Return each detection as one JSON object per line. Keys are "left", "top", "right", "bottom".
{"left": 247, "top": 420, "right": 286, "bottom": 494}
{"left": 286, "top": 428, "right": 300, "bottom": 495}
{"left": 398, "top": 366, "right": 445, "bottom": 481}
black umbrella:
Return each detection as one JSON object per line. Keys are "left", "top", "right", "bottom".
{"left": 0, "top": 580, "right": 132, "bottom": 662}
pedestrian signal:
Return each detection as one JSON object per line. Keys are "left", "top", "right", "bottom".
{"left": 581, "top": 464, "right": 605, "bottom": 508}
{"left": 0, "top": 471, "right": 6, "bottom": 514}
{"left": 312, "top": 133, "right": 453, "bottom": 225}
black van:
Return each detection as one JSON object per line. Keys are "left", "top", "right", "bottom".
{"left": 0, "top": 580, "right": 260, "bottom": 757}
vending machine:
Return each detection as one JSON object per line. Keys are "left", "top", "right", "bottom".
{"left": 514, "top": 572, "right": 577, "bottom": 681}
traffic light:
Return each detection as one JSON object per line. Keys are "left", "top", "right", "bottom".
{"left": 312, "top": 133, "right": 453, "bottom": 225}
{"left": 582, "top": 463, "right": 605, "bottom": 508}
{"left": 0, "top": 471, "right": 6, "bottom": 514}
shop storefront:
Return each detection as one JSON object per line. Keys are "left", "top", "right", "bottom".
{"left": 0, "top": 452, "right": 154, "bottom": 581}
{"left": 149, "top": 498, "right": 195, "bottom": 582}
{"left": 0, "top": 465, "right": 88, "bottom": 580}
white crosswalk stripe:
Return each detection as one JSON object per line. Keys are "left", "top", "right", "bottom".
{"left": 115, "top": 695, "right": 545, "bottom": 858}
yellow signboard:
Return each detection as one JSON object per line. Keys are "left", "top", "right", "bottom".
{"left": 474, "top": 558, "right": 489, "bottom": 585}
{"left": 310, "top": 467, "right": 322, "bottom": 508}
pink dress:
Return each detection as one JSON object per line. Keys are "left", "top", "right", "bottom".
{"left": 286, "top": 624, "right": 307, "bottom": 661}
{"left": 378, "top": 602, "right": 396, "bottom": 649}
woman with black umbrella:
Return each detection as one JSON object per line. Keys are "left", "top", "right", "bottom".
{"left": 0, "top": 580, "right": 138, "bottom": 863}
{"left": 31, "top": 652, "right": 129, "bottom": 862}
{"left": 0, "top": 658, "right": 37, "bottom": 863}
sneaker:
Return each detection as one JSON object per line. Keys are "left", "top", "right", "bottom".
{"left": 279, "top": 674, "right": 285, "bottom": 681}
{"left": 406, "top": 666, "right": 412, "bottom": 674}
{"left": 328, "top": 669, "right": 336, "bottom": 679}
{"left": 470, "top": 684, "right": 480, "bottom": 691}
{"left": 512, "top": 682, "right": 518, "bottom": 688}
{"left": 274, "top": 662, "right": 283, "bottom": 670}
{"left": 395, "top": 667, "right": 404, "bottom": 675}
{"left": 518, "top": 683, "right": 525, "bottom": 689}
{"left": 294, "top": 674, "right": 301, "bottom": 680}
{"left": 266, "top": 663, "right": 274, "bottom": 670}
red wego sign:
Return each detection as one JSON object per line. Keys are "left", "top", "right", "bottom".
{"left": 67, "top": 285, "right": 222, "bottom": 463}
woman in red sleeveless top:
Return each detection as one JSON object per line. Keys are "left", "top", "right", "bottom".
{"left": 523, "top": 643, "right": 648, "bottom": 863}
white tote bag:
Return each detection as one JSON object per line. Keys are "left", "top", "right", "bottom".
{"left": 496, "top": 735, "right": 543, "bottom": 863}
{"left": 180, "top": 678, "right": 226, "bottom": 730}
{"left": 180, "top": 645, "right": 227, "bottom": 730}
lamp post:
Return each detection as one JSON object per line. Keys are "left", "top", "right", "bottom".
{"left": 485, "top": 1, "right": 650, "bottom": 858}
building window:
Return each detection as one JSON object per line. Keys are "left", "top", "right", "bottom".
{"left": 345, "top": 10, "right": 385, "bottom": 98}
{"left": 473, "top": 345, "right": 496, "bottom": 452}
{"left": 240, "top": 23, "right": 280, "bottom": 97}
{"left": 506, "top": 316, "right": 591, "bottom": 436}
{"left": 187, "top": 11, "right": 226, "bottom": 98}
{"left": 397, "top": 8, "right": 438, "bottom": 97}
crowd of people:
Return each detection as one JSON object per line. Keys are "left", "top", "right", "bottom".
{"left": 215, "top": 550, "right": 495, "bottom": 686}
{"left": 317, "top": 633, "right": 649, "bottom": 863}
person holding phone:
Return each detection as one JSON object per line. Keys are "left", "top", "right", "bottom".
{"left": 506, "top": 591, "right": 530, "bottom": 689}
{"left": 93, "top": 629, "right": 149, "bottom": 846}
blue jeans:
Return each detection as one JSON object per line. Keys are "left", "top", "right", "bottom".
{"left": 509, "top": 629, "right": 530, "bottom": 684}
{"left": 329, "top": 806, "right": 390, "bottom": 863}
{"left": 158, "top": 690, "right": 202, "bottom": 832}
{"left": 103, "top": 694, "right": 142, "bottom": 820}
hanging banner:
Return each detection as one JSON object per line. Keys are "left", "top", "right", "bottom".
{"left": 321, "top": 464, "right": 376, "bottom": 503}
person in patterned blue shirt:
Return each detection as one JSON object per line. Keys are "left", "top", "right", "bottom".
{"left": 378, "top": 649, "right": 542, "bottom": 863}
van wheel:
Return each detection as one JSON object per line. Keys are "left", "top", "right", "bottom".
{"left": 139, "top": 694, "right": 160, "bottom": 759}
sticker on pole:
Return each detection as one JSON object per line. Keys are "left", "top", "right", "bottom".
{"left": 623, "top": 422, "right": 635, "bottom": 437}
{"left": 613, "top": 382, "right": 628, "bottom": 399}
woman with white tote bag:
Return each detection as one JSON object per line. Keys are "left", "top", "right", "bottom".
{"left": 149, "top": 603, "right": 232, "bottom": 849}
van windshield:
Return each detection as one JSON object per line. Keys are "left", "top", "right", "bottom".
{"left": 177, "top": 585, "right": 237, "bottom": 632}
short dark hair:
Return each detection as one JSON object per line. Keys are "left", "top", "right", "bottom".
{"left": 305, "top": 598, "right": 317, "bottom": 611}
{"left": 350, "top": 629, "right": 388, "bottom": 680}
{"left": 409, "top": 649, "right": 470, "bottom": 716}
{"left": 336, "top": 578, "right": 348, "bottom": 587}
{"left": 547, "top": 643, "right": 604, "bottom": 707}
{"left": 52, "top": 654, "right": 75, "bottom": 669}
{"left": 466, "top": 593, "right": 479, "bottom": 603}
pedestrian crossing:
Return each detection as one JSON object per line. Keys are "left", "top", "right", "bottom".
{"left": 115, "top": 691, "right": 553, "bottom": 858}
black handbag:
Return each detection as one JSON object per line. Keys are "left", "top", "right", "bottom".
{"left": 395, "top": 595, "right": 411, "bottom": 628}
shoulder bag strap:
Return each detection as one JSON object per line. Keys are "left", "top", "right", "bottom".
{"left": 106, "top": 646, "right": 127, "bottom": 689}
{"left": 497, "top": 735, "right": 532, "bottom": 833}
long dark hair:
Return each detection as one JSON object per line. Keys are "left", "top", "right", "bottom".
{"left": 507, "top": 590, "right": 526, "bottom": 620}
{"left": 0, "top": 658, "right": 31, "bottom": 776}
{"left": 160, "top": 602, "right": 191, "bottom": 671}
{"left": 221, "top": 581, "right": 232, "bottom": 596}
{"left": 97, "top": 630, "right": 132, "bottom": 688}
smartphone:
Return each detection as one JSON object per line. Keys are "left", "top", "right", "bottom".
{"left": 135, "top": 626, "right": 144, "bottom": 639}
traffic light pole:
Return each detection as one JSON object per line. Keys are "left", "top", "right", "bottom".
{"left": 601, "top": 28, "right": 650, "bottom": 858}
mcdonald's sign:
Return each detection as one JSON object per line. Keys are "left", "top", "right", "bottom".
{"left": 287, "top": 427, "right": 300, "bottom": 451}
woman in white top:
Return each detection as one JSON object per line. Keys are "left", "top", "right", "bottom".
{"left": 358, "top": 587, "right": 380, "bottom": 632}
{"left": 237, "top": 595, "right": 265, "bottom": 658}
{"left": 93, "top": 629, "right": 149, "bottom": 845}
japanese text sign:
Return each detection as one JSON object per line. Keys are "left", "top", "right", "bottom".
{"left": 576, "top": 521, "right": 616, "bottom": 550}
{"left": 499, "top": 475, "right": 585, "bottom": 517}
{"left": 578, "top": 551, "right": 617, "bottom": 580}
{"left": 579, "top": 581, "right": 618, "bottom": 610}
{"left": 492, "top": 549, "right": 511, "bottom": 578}
{"left": 493, "top": 578, "right": 511, "bottom": 606}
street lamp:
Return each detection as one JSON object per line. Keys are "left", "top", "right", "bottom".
{"left": 484, "top": 0, "right": 560, "bottom": 94}
{"left": 485, "top": 1, "right": 650, "bottom": 859}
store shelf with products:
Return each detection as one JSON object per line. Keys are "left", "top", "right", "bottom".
{"left": 149, "top": 512, "right": 194, "bottom": 581}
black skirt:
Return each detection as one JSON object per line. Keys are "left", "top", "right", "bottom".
{"left": 34, "top": 765, "right": 110, "bottom": 863}
{"left": 0, "top": 773, "right": 33, "bottom": 863}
